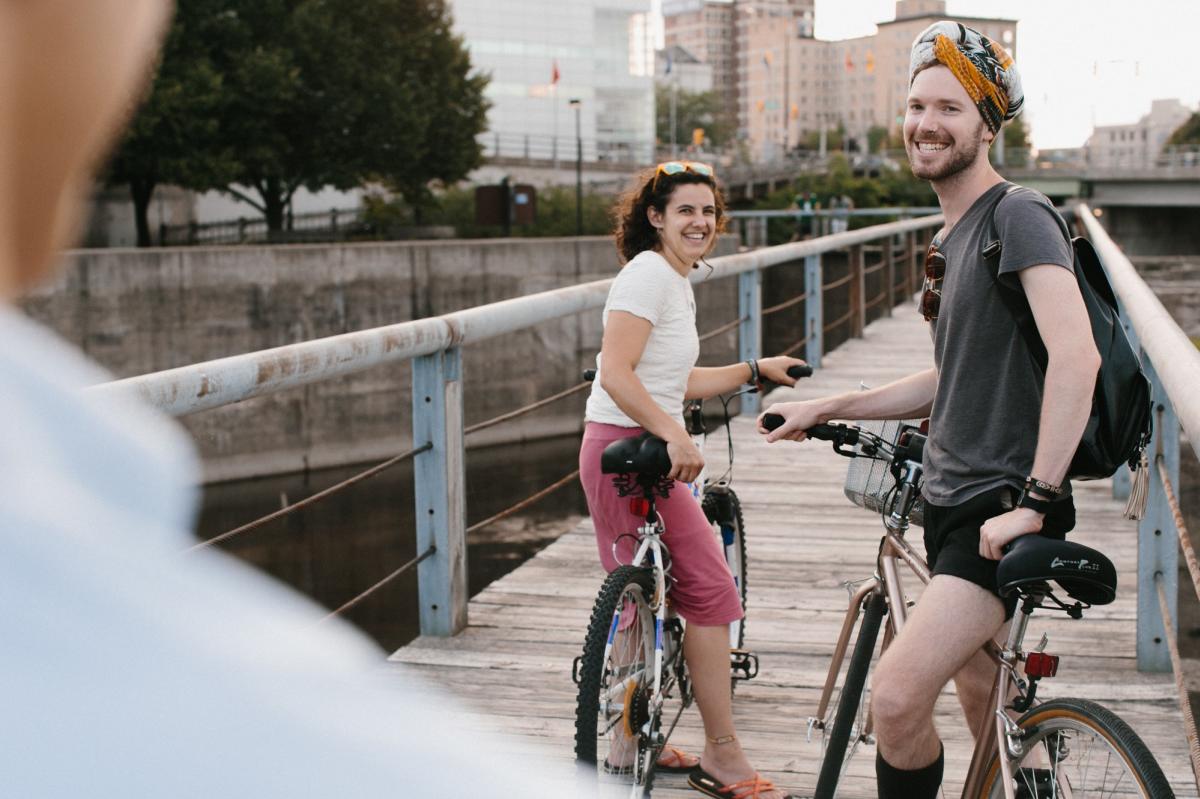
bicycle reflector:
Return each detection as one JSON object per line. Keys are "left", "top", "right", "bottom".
{"left": 1025, "top": 652, "right": 1059, "bottom": 678}
{"left": 629, "top": 498, "right": 651, "bottom": 517}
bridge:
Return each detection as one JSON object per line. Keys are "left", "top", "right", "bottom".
{"left": 96, "top": 209, "right": 1200, "bottom": 795}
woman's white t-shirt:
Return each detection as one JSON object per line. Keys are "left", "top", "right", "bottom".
{"left": 585, "top": 250, "right": 699, "bottom": 426}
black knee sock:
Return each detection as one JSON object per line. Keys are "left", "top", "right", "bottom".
{"left": 876, "top": 744, "right": 944, "bottom": 799}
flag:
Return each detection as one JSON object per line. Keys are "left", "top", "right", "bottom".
{"left": 551, "top": 60, "right": 560, "bottom": 85}
{"left": 790, "top": 103, "right": 799, "bottom": 119}
{"left": 762, "top": 51, "right": 773, "bottom": 67}
{"left": 866, "top": 51, "right": 875, "bottom": 74}
{"left": 845, "top": 52, "right": 854, "bottom": 71}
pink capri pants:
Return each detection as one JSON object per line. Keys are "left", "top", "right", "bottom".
{"left": 579, "top": 422, "right": 744, "bottom": 627}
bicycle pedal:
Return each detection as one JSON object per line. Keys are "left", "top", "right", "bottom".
{"left": 729, "top": 649, "right": 759, "bottom": 681}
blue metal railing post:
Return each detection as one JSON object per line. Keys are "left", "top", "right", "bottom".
{"left": 412, "top": 347, "right": 468, "bottom": 636}
{"left": 738, "top": 268, "right": 762, "bottom": 416}
{"left": 805, "top": 254, "right": 823, "bottom": 368}
{"left": 1137, "top": 356, "right": 1180, "bottom": 672}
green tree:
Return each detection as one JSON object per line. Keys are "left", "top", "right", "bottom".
{"left": 110, "top": 0, "right": 490, "bottom": 237}
{"left": 216, "top": 0, "right": 489, "bottom": 230}
{"left": 105, "top": 0, "right": 240, "bottom": 246}
{"left": 655, "top": 86, "right": 735, "bottom": 150}
{"left": 1167, "top": 112, "right": 1200, "bottom": 146}
{"left": 866, "top": 125, "right": 890, "bottom": 154}
{"left": 993, "top": 115, "right": 1031, "bottom": 167}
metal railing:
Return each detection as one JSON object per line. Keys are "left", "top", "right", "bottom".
{"left": 1078, "top": 205, "right": 1200, "bottom": 778}
{"left": 159, "top": 207, "right": 366, "bottom": 247}
{"left": 1079, "top": 207, "right": 1200, "bottom": 654}
{"left": 89, "top": 214, "right": 942, "bottom": 637}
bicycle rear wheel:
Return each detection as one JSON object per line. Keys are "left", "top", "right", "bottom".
{"left": 977, "top": 698, "right": 1174, "bottom": 799}
{"left": 574, "top": 565, "right": 662, "bottom": 796}
{"left": 815, "top": 592, "right": 886, "bottom": 799}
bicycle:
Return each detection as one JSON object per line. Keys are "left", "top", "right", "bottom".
{"left": 760, "top": 414, "right": 1174, "bottom": 799}
{"left": 573, "top": 365, "right": 810, "bottom": 796}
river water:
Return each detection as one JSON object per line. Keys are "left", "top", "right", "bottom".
{"left": 196, "top": 435, "right": 587, "bottom": 652}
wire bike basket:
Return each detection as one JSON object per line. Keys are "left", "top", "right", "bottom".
{"left": 843, "top": 418, "right": 925, "bottom": 527}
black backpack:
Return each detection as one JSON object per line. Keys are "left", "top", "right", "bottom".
{"left": 983, "top": 186, "right": 1152, "bottom": 483}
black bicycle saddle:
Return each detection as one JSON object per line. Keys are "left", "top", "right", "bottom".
{"left": 600, "top": 432, "right": 673, "bottom": 479}
{"left": 997, "top": 535, "right": 1117, "bottom": 606}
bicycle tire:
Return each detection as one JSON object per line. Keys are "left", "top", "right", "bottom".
{"left": 975, "top": 697, "right": 1174, "bottom": 799}
{"left": 574, "top": 565, "right": 661, "bottom": 793}
{"left": 705, "top": 488, "right": 749, "bottom": 650}
{"left": 815, "top": 592, "right": 887, "bottom": 799}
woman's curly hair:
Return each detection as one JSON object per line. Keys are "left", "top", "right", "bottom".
{"left": 612, "top": 167, "right": 727, "bottom": 265}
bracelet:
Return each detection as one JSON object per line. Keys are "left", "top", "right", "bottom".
{"left": 745, "top": 359, "right": 760, "bottom": 385}
{"left": 1023, "top": 475, "right": 1063, "bottom": 496}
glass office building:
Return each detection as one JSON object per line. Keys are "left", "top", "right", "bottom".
{"left": 451, "top": 0, "right": 656, "bottom": 164}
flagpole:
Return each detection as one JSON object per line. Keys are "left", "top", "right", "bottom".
{"left": 553, "top": 83, "right": 559, "bottom": 168}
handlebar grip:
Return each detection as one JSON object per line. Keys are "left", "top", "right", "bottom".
{"left": 805, "top": 423, "right": 841, "bottom": 441}
{"left": 582, "top": 368, "right": 596, "bottom": 382}
{"left": 761, "top": 413, "right": 785, "bottom": 431}
{"left": 786, "top": 364, "right": 813, "bottom": 379}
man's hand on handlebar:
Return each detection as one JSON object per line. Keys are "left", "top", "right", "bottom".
{"left": 757, "top": 400, "right": 827, "bottom": 443}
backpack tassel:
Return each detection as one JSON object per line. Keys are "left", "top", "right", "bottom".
{"left": 1123, "top": 449, "right": 1149, "bottom": 521}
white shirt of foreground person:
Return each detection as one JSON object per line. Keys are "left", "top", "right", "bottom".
{"left": 0, "top": 306, "right": 586, "bottom": 797}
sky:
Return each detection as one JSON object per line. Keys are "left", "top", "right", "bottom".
{"left": 811, "top": 0, "right": 1200, "bottom": 150}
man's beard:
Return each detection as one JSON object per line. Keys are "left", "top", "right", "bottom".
{"left": 907, "top": 122, "right": 985, "bottom": 181}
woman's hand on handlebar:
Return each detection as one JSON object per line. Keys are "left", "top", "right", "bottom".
{"left": 665, "top": 433, "right": 704, "bottom": 484}
{"left": 757, "top": 357, "right": 810, "bottom": 387}
{"left": 757, "top": 400, "right": 825, "bottom": 443}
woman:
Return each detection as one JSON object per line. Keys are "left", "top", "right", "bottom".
{"left": 580, "top": 161, "right": 803, "bottom": 799}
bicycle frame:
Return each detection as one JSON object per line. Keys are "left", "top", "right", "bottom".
{"left": 811, "top": 435, "right": 1030, "bottom": 799}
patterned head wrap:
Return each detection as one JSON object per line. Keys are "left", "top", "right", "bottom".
{"left": 909, "top": 21, "right": 1023, "bottom": 133}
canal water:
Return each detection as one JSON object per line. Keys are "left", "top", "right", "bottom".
{"left": 196, "top": 434, "right": 587, "bottom": 652}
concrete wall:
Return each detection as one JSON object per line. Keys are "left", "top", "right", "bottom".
{"left": 20, "top": 237, "right": 739, "bottom": 483}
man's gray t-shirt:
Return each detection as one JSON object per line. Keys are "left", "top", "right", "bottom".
{"left": 923, "top": 182, "right": 1075, "bottom": 505}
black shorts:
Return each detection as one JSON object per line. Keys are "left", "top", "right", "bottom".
{"left": 922, "top": 485, "right": 1076, "bottom": 618}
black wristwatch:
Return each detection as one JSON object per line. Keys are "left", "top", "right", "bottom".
{"left": 1015, "top": 488, "right": 1052, "bottom": 514}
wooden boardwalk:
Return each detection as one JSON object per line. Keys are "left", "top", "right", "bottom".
{"left": 391, "top": 303, "right": 1198, "bottom": 798}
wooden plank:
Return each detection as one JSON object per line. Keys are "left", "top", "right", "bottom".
{"left": 392, "top": 303, "right": 1199, "bottom": 798}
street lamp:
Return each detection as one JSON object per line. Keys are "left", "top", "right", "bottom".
{"left": 569, "top": 98, "right": 582, "bottom": 236}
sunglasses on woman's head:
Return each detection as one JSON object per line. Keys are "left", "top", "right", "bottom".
{"left": 652, "top": 160, "right": 715, "bottom": 191}
{"left": 920, "top": 243, "right": 946, "bottom": 321}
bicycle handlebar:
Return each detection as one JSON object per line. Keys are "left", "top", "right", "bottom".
{"left": 761, "top": 416, "right": 861, "bottom": 445}
{"left": 586, "top": 363, "right": 812, "bottom": 386}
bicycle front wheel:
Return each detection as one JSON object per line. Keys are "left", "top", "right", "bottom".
{"left": 703, "top": 487, "right": 748, "bottom": 650}
{"left": 815, "top": 591, "right": 887, "bottom": 799}
{"left": 977, "top": 698, "right": 1174, "bottom": 799}
{"left": 574, "top": 565, "right": 662, "bottom": 795}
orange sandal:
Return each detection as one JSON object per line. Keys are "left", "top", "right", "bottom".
{"left": 687, "top": 767, "right": 800, "bottom": 799}
{"left": 656, "top": 745, "right": 700, "bottom": 773}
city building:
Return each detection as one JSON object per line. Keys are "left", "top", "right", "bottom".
{"left": 657, "top": 44, "right": 715, "bottom": 95}
{"left": 449, "top": 0, "right": 657, "bottom": 164}
{"left": 665, "top": 0, "right": 1016, "bottom": 161}
{"left": 1084, "top": 99, "right": 1194, "bottom": 169}
{"left": 662, "top": 0, "right": 738, "bottom": 123}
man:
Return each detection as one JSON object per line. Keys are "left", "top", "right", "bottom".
{"left": 0, "top": 2, "right": 579, "bottom": 795}
{"left": 759, "top": 21, "right": 1099, "bottom": 798}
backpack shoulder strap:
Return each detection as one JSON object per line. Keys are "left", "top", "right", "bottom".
{"left": 982, "top": 184, "right": 1049, "bottom": 369}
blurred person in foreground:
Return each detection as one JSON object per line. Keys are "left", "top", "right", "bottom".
{"left": 0, "top": 2, "right": 580, "bottom": 795}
